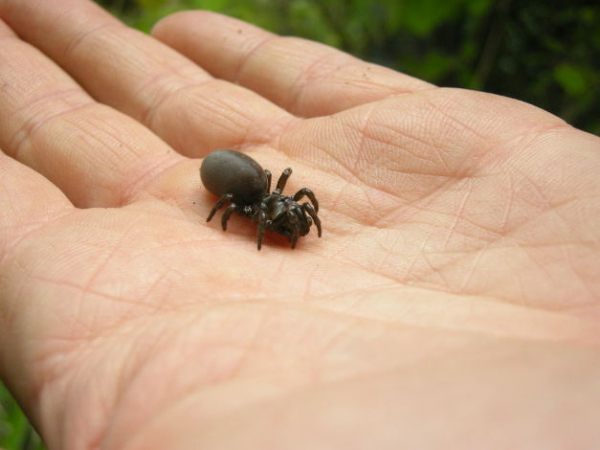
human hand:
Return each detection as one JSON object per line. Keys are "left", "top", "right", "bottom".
{"left": 0, "top": 0, "right": 599, "bottom": 449}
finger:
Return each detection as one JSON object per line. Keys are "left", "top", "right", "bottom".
{"left": 0, "top": 0, "right": 291, "bottom": 156}
{"left": 152, "top": 11, "right": 433, "bottom": 117}
{"left": 0, "top": 19, "right": 185, "bottom": 207}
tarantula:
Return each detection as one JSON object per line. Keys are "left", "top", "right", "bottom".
{"left": 200, "top": 149, "right": 322, "bottom": 250}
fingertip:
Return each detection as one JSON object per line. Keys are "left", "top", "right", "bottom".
{"left": 150, "top": 10, "right": 183, "bottom": 38}
{"left": 151, "top": 10, "right": 240, "bottom": 41}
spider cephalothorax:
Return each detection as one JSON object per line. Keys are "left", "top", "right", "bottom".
{"left": 200, "top": 150, "right": 322, "bottom": 250}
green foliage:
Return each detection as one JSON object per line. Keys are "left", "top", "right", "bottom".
{"left": 0, "top": 384, "right": 45, "bottom": 450}
{"left": 395, "top": 0, "right": 477, "bottom": 36}
{"left": 554, "top": 63, "right": 588, "bottom": 96}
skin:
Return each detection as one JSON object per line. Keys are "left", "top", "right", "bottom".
{"left": 0, "top": 1, "right": 599, "bottom": 449}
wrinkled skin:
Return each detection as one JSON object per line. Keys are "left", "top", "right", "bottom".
{"left": 0, "top": 1, "right": 599, "bottom": 449}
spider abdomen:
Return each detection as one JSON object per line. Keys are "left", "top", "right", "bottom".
{"left": 200, "top": 149, "right": 267, "bottom": 204}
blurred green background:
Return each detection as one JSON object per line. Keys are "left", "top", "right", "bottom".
{"left": 1, "top": 0, "right": 599, "bottom": 448}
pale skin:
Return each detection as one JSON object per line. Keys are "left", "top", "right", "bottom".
{"left": 0, "top": 0, "right": 599, "bottom": 448}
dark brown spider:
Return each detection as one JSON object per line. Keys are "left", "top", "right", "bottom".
{"left": 200, "top": 150, "right": 322, "bottom": 250}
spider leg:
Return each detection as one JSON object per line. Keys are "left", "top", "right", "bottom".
{"left": 293, "top": 188, "right": 319, "bottom": 213}
{"left": 221, "top": 203, "right": 237, "bottom": 231}
{"left": 264, "top": 170, "right": 272, "bottom": 193}
{"left": 290, "top": 229, "right": 300, "bottom": 249}
{"left": 256, "top": 210, "right": 267, "bottom": 250}
{"left": 206, "top": 193, "right": 233, "bottom": 222}
{"left": 286, "top": 210, "right": 300, "bottom": 249}
{"left": 274, "top": 168, "right": 292, "bottom": 194}
{"left": 302, "top": 203, "right": 322, "bottom": 237}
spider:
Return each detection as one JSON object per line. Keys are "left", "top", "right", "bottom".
{"left": 200, "top": 149, "right": 322, "bottom": 250}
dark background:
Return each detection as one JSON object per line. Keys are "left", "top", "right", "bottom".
{"left": 1, "top": 0, "right": 599, "bottom": 449}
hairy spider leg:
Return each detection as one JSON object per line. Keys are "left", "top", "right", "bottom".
{"left": 274, "top": 168, "right": 293, "bottom": 194}
{"left": 293, "top": 188, "right": 319, "bottom": 213}
{"left": 264, "top": 170, "right": 272, "bottom": 193}
{"left": 221, "top": 203, "right": 237, "bottom": 231}
{"left": 206, "top": 193, "right": 233, "bottom": 222}
{"left": 256, "top": 209, "right": 267, "bottom": 250}
{"left": 303, "top": 203, "right": 322, "bottom": 237}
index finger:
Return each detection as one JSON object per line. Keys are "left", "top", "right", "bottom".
{"left": 152, "top": 11, "right": 433, "bottom": 118}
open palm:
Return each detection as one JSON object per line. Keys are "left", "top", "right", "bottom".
{"left": 1, "top": 1, "right": 599, "bottom": 449}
